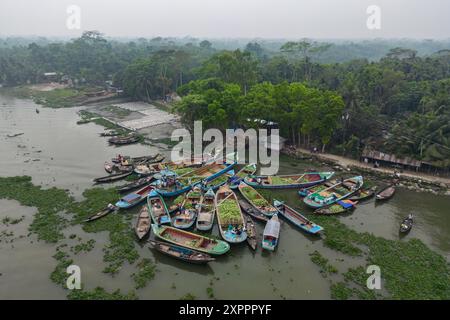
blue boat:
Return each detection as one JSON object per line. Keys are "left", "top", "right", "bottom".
{"left": 273, "top": 200, "right": 323, "bottom": 234}
{"left": 199, "top": 169, "right": 235, "bottom": 192}
{"left": 152, "top": 176, "right": 192, "bottom": 198}
{"left": 115, "top": 184, "right": 155, "bottom": 209}
{"left": 298, "top": 179, "right": 337, "bottom": 197}
{"left": 244, "top": 172, "right": 335, "bottom": 189}
{"left": 172, "top": 188, "right": 201, "bottom": 229}
{"left": 229, "top": 163, "right": 257, "bottom": 189}
{"left": 155, "top": 161, "right": 236, "bottom": 197}
{"left": 303, "top": 176, "right": 364, "bottom": 209}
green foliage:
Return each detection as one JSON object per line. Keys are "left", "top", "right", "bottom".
{"left": 67, "top": 287, "right": 138, "bottom": 300}
{"left": 180, "top": 293, "right": 197, "bottom": 300}
{"left": 206, "top": 287, "right": 215, "bottom": 299}
{"left": 0, "top": 176, "right": 73, "bottom": 242}
{"left": 330, "top": 282, "right": 353, "bottom": 300}
{"left": 71, "top": 239, "right": 96, "bottom": 254}
{"left": 312, "top": 215, "right": 450, "bottom": 299}
{"left": 217, "top": 199, "right": 242, "bottom": 225}
{"left": 131, "top": 258, "right": 156, "bottom": 289}
{"left": 31, "top": 88, "right": 85, "bottom": 108}
{"left": 2, "top": 33, "right": 449, "bottom": 165}
{"left": 309, "top": 250, "right": 338, "bottom": 274}
{"left": 50, "top": 247, "right": 73, "bottom": 286}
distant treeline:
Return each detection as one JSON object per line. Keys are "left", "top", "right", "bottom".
{"left": 1, "top": 31, "right": 449, "bottom": 167}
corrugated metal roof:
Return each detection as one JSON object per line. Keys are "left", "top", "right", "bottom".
{"left": 362, "top": 148, "right": 421, "bottom": 167}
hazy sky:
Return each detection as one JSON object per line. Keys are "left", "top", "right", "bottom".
{"left": 1, "top": 0, "right": 449, "bottom": 39}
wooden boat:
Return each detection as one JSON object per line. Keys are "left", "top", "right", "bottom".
{"left": 244, "top": 172, "right": 335, "bottom": 189}
{"left": 113, "top": 153, "right": 165, "bottom": 166}
{"left": 134, "top": 159, "right": 199, "bottom": 176}
{"left": 151, "top": 224, "right": 230, "bottom": 255}
{"left": 200, "top": 171, "right": 233, "bottom": 192}
{"left": 117, "top": 175, "right": 155, "bottom": 193}
{"left": 303, "top": 176, "right": 363, "bottom": 209}
{"left": 348, "top": 186, "right": 377, "bottom": 201}
{"left": 148, "top": 240, "right": 215, "bottom": 264}
{"left": 100, "top": 130, "right": 120, "bottom": 137}
{"left": 84, "top": 204, "right": 117, "bottom": 222}
{"left": 115, "top": 184, "right": 154, "bottom": 209}
{"left": 298, "top": 179, "right": 337, "bottom": 197}
{"left": 168, "top": 194, "right": 185, "bottom": 214}
{"left": 93, "top": 171, "right": 132, "bottom": 184}
{"left": 238, "top": 199, "right": 269, "bottom": 223}
{"left": 274, "top": 200, "right": 323, "bottom": 234}
{"left": 238, "top": 182, "right": 278, "bottom": 217}
{"left": 196, "top": 188, "right": 216, "bottom": 231}
{"left": 156, "top": 161, "right": 236, "bottom": 198}
{"left": 229, "top": 163, "right": 257, "bottom": 189}
{"left": 104, "top": 162, "right": 133, "bottom": 174}
{"left": 399, "top": 214, "right": 414, "bottom": 233}
{"left": 173, "top": 188, "right": 201, "bottom": 229}
{"left": 202, "top": 163, "right": 256, "bottom": 191}
{"left": 262, "top": 214, "right": 280, "bottom": 251}
{"left": 147, "top": 190, "right": 172, "bottom": 225}
{"left": 178, "top": 161, "right": 236, "bottom": 185}
{"left": 314, "top": 199, "right": 358, "bottom": 215}
{"left": 108, "top": 134, "right": 140, "bottom": 145}
{"left": 215, "top": 185, "right": 247, "bottom": 243}
{"left": 244, "top": 215, "right": 257, "bottom": 250}
{"left": 135, "top": 205, "right": 151, "bottom": 240}
{"left": 376, "top": 185, "right": 396, "bottom": 201}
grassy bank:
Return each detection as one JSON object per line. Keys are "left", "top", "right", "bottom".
{"left": 3, "top": 86, "right": 93, "bottom": 108}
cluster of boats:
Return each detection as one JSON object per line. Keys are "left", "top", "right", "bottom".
{"left": 85, "top": 152, "right": 410, "bottom": 264}
{"left": 105, "top": 132, "right": 140, "bottom": 145}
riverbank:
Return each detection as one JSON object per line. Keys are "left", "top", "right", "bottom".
{"left": 78, "top": 101, "right": 182, "bottom": 149}
{"left": 0, "top": 84, "right": 121, "bottom": 108}
{"left": 282, "top": 147, "right": 450, "bottom": 195}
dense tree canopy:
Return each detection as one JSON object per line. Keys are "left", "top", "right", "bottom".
{"left": 1, "top": 34, "right": 449, "bottom": 167}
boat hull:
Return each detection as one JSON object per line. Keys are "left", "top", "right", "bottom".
{"left": 303, "top": 176, "right": 363, "bottom": 209}
{"left": 147, "top": 192, "right": 172, "bottom": 225}
{"left": 151, "top": 224, "right": 230, "bottom": 255}
{"left": 244, "top": 172, "right": 334, "bottom": 189}
{"left": 238, "top": 182, "right": 277, "bottom": 217}
{"left": 275, "top": 202, "right": 323, "bottom": 234}
{"left": 149, "top": 240, "right": 215, "bottom": 264}
{"left": 172, "top": 211, "right": 197, "bottom": 229}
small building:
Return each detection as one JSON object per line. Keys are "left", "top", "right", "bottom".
{"left": 43, "top": 72, "right": 58, "bottom": 82}
{"left": 361, "top": 148, "right": 422, "bottom": 169}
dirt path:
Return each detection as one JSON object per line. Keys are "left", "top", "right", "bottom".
{"left": 292, "top": 147, "right": 450, "bottom": 186}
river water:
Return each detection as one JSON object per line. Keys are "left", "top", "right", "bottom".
{"left": 0, "top": 94, "right": 449, "bottom": 299}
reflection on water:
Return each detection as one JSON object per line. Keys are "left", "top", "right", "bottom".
{"left": 0, "top": 94, "right": 448, "bottom": 299}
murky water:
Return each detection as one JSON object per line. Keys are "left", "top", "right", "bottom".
{"left": 0, "top": 94, "right": 449, "bottom": 299}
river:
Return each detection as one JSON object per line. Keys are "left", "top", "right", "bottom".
{"left": 0, "top": 93, "right": 449, "bottom": 299}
